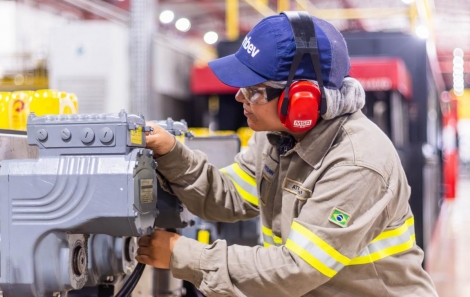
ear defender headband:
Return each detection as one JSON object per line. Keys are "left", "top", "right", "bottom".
{"left": 278, "top": 11, "right": 328, "bottom": 133}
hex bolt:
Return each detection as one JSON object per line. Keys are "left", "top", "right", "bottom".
{"left": 37, "top": 129, "right": 48, "bottom": 141}
{"left": 134, "top": 161, "right": 139, "bottom": 168}
{"left": 134, "top": 211, "right": 138, "bottom": 218}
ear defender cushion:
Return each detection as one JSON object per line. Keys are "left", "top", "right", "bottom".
{"left": 277, "top": 81, "right": 321, "bottom": 132}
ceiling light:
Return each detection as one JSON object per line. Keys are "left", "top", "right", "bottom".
{"left": 454, "top": 65, "right": 464, "bottom": 72}
{"left": 175, "top": 18, "right": 191, "bottom": 32}
{"left": 204, "top": 31, "right": 218, "bottom": 45}
{"left": 453, "top": 56, "right": 464, "bottom": 65}
{"left": 414, "top": 25, "right": 429, "bottom": 39}
{"left": 454, "top": 48, "right": 464, "bottom": 58}
{"left": 402, "top": 0, "right": 415, "bottom": 4}
{"left": 454, "top": 89, "right": 464, "bottom": 97}
{"left": 159, "top": 10, "right": 174, "bottom": 24}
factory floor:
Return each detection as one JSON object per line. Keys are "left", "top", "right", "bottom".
{"left": 427, "top": 171, "right": 470, "bottom": 297}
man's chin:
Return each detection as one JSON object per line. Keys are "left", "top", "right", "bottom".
{"left": 247, "top": 119, "right": 260, "bottom": 131}
{"left": 247, "top": 122, "right": 267, "bottom": 132}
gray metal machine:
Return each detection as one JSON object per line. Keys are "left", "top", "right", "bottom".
{"left": 0, "top": 111, "right": 193, "bottom": 297}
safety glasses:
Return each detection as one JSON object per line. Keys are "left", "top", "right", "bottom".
{"left": 236, "top": 86, "right": 284, "bottom": 105}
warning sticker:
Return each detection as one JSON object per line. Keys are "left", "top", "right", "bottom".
{"left": 140, "top": 179, "right": 154, "bottom": 204}
{"left": 130, "top": 126, "right": 143, "bottom": 145}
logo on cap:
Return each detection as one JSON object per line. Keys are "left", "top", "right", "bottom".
{"left": 293, "top": 120, "right": 312, "bottom": 128}
{"left": 242, "top": 36, "right": 260, "bottom": 58}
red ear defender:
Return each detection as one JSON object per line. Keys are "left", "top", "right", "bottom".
{"left": 277, "top": 81, "right": 322, "bottom": 132}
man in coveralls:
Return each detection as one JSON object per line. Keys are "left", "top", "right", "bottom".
{"left": 136, "top": 11, "right": 438, "bottom": 297}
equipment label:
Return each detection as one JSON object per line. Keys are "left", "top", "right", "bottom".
{"left": 140, "top": 179, "right": 154, "bottom": 204}
{"left": 130, "top": 126, "right": 143, "bottom": 145}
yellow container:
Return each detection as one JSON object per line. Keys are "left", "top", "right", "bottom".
{"left": 70, "top": 93, "right": 79, "bottom": 114}
{"left": 0, "top": 92, "right": 11, "bottom": 129}
{"left": 213, "top": 130, "right": 236, "bottom": 136}
{"left": 30, "top": 89, "right": 61, "bottom": 117}
{"left": 188, "top": 127, "right": 210, "bottom": 137}
{"left": 10, "top": 91, "right": 33, "bottom": 131}
{"left": 237, "top": 127, "right": 254, "bottom": 148}
{"left": 58, "top": 91, "right": 78, "bottom": 114}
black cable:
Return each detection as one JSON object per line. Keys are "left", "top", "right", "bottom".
{"left": 114, "top": 262, "right": 146, "bottom": 297}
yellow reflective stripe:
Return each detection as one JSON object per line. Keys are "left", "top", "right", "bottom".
{"left": 286, "top": 239, "right": 337, "bottom": 278}
{"left": 231, "top": 163, "right": 257, "bottom": 187}
{"left": 231, "top": 179, "right": 259, "bottom": 206}
{"left": 264, "top": 242, "right": 273, "bottom": 248}
{"left": 262, "top": 225, "right": 283, "bottom": 246}
{"left": 262, "top": 225, "right": 273, "bottom": 236}
{"left": 350, "top": 234, "right": 416, "bottom": 265}
{"left": 291, "top": 221, "right": 350, "bottom": 266}
{"left": 371, "top": 217, "right": 414, "bottom": 243}
{"left": 220, "top": 164, "right": 259, "bottom": 207}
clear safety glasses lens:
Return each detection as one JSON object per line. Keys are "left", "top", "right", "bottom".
{"left": 237, "top": 87, "right": 284, "bottom": 105}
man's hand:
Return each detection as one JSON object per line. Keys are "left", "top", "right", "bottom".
{"left": 145, "top": 121, "right": 176, "bottom": 156}
{"left": 136, "top": 230, "right": 181, "bottom": 269}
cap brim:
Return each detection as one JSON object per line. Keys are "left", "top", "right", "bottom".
{"left": 208, "top": 54, "right": 267, "bottom": 88}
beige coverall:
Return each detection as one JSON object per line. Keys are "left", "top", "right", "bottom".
{"left": 155, "top": 110, "right": 438, "bottom": 297}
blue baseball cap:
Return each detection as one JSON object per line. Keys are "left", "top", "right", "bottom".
{"left": 208, "top": 13, "right": 350, "bottom": 89}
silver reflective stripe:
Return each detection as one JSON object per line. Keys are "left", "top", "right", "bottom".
{"left": 288, "top": 229, "right": 345, "bottom": 272}
{"left": 222, "top": 165, "right": 258, "bottom": 198}
{"left": 263, "top": 234, "right": 276, "bottom": 246}
{"left": 367, "top": 224, "right": 415, "bottom": 254}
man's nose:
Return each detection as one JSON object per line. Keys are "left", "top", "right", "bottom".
{"left": 235, "top": 89, "right": 249, "bottom": 104}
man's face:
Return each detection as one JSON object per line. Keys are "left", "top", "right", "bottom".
{"left": 235, "top": 85, "right": 287, "bottom": 132}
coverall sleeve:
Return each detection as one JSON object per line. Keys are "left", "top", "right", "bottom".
{"left": 154, "top": 134, "right": 260, "bottom": 223}
{"left": 170, "top": 165, "right": 401, "bottom": 297}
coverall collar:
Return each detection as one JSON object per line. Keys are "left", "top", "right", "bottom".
{"left": 267, "top": 113, "right": 350, "bottom": 169}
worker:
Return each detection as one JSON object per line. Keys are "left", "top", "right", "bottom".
{"left": 136, "top": 11, "right": 438, "bottom": 297}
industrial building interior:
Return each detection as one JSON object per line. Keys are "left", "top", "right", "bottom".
{"left": 0, "top": 0, "right": 469, "bottom": 296}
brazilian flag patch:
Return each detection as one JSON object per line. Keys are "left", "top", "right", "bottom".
{"left": 329, "top": 208, "right": 351, "bottom": 228}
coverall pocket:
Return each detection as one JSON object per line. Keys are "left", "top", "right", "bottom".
{"left": 259, "top": 173, "right": 272, "bottom": 206}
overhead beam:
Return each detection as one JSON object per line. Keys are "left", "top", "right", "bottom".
{"left": 277, "top": 0, "right": 289, "bottom": 13}
{"left": 311, "top": 7, "right": 409, "bottom": 20}
{"left": 61, "top": 0, "right": 129, "bottom": 24}
{"left": 243, "top": 0, "right": 276, "bottom": 17}
{"left": 295, "top": 0, "right": 313, "bottom": 12}
{"left": 226, "top": 0, "right": 239, "bottom": 40}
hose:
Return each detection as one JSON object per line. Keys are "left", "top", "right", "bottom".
{"left": 114, "top": 262, "right": 146, "bottom": 297}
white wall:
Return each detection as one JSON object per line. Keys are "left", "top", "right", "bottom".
{"left": 0, "top": 1, "right": 18, "bottom": 77}
{"left": 0, "top": 1, "right": 69, "bottom": 78}
{"left": 15, "top": 3, "right": 69, "bottom": 55}
{"left": 0, "top": 1, "right": 17, "bottom": 54}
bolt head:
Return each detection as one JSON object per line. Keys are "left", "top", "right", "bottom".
{"left": 61, "top": 128, "right": 71, "bottom": 141}
{"left": 37, "top": 129, "right": 48, "bottom": 141}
